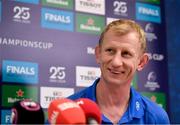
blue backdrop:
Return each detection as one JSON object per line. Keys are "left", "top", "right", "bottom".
{"left": 165, "top": 0, "right": 180, "bottom": 123}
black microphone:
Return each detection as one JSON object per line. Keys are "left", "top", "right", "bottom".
{"left": 11, "top": 99, "right": 44, "bottom": 124}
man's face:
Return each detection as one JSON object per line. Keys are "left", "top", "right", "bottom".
{"left": 95, "top": 29, "right": 148, "bottom": 86}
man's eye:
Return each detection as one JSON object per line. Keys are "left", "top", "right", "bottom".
{"left": 106, "top": 49, "right": 114, "bottom": 53}
{"left": 122, "top": 51, "right": 132, "bottom": 57}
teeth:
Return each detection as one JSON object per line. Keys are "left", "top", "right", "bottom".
{"left": 110, "top": 69, "right": 121, "bottom": 74}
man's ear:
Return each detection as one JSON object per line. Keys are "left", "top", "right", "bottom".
{"left": 137, "top": 53, "right": 149, "bottom": 71}
{"left": 95, "top": 45, "right": 100, "bottom": 64}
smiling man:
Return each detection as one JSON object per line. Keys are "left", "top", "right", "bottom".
{"left": 69, "top": 19, "right": 170, "bottom": 124}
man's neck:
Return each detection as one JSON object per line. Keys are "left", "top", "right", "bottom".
{"left": 96, "top": 80, "right": 131, "bottom": 123}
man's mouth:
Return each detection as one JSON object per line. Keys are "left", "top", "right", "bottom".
{"left": 109, "top": 68, "right": 125, "bottom": 74}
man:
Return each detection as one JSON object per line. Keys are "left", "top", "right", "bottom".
{"left": 69, "top": 19, "right": 170, "bottom": 124}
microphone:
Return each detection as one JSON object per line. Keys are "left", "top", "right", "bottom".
{"left": 48, "top": 98, "right": 86, "bottom": 124}
{"left": 76, "top": 98, "right": 102, "bottom": 124}
{"left": 11, "top": 99, "right": 44, "bottom": 124}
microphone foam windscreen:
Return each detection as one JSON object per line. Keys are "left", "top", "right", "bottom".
{"left": 48, "top": 98, "right": 86, "bottom": 124}
{"left": 11, "top": 99, "right": 44, "bottom": 124}
{"left": 76, "top": 98, "right": 102, "bottom": 124}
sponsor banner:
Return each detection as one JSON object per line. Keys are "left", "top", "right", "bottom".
{"left": 137, "top": 0, "right": 160, "bottom": 4}
{"left": 141, "top": 92, "right": 166, "bottom": 110}
{"left": 1, "top": 110, "right": 12, "bottom": 124}
{"left": 2, "top": 85, "right": 38, "bottom": 107}
{"left": 144, "top": 71, "right": 160, "bottom": 91}
{"left": 138, "top": 21, "right": 166, "bottom": 52}
{"left": 42, "top": 0, "right": 73, "bottom": 10}
{"left": 40, "top": 87, "right": 74, "bottom": 108}
{"left": 13, "top": 0, "right": 39, "bottom": 4}
{"left": 13, "top": 5, "right": 32, "bottom": 24}
{"left": 106, "top": 0, "right": 135, "bottom": 19}
{"left": 41, "top": 8, "right": 74, "bottom": 31}
{"left": 87, "top": 46, "right": 95, "bottom": 55}
{"left": 76, "top": 66, "right": 101, "bottom": 87}
{"left": 136, "top": 2, "right": 161, "bottom": 23}
{"left": 144, "top": 23, "right": 158, "bottom": 42}
{"left": 49, "top": 66, "right": 66, "bottom": 83}
{"left": 138, "top": 61, "right": 168, "bottom": 92}
{"left": 0, "top": 36, "right": 53, "bottom": 50}
{"left": 76, "top": 13, "right": 105, "bottom": 35}
{"left": 75, "top": 0, "right": 105, "bottom": 15}
{"left": 147, "top": 52, "right": 164, "bottom": 62}
{"left": 2, "top": 60, "right": 38, "bottom": 84}
{"left": 4, "top": 1, "right": 40, "bottom": 25}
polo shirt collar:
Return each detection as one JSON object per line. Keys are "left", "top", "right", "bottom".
{"left": 89, "top": 78, "right": 144, "bottom": 123}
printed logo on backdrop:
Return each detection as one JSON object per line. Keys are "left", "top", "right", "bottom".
{"left": 49, "top": 66, "right": 66, "bottom": 83}
{"left": 42, "top": 0, "right": 73, "bottom": 10}
{"left": 2, "top": 60, "right": 38, "bottom": 84}
{"left": 87, "top": 46, "right": 95, "bottom": 55}
{"left": 106, "top": 17, "right": 119, "bottom": 25}
{"left": 41, "top": 8, "right": 74, "bottom": 31}
{"left": 2, "top": 85, "right": 38, "bottom": 107}
{"left": 0, "top": 37, "right": 53, "bottom": 50}
{"left": 145, "top": 23, "right": 157, "bottom": 42}
{"left": 13, "top": 0, "right": 39, "bottom": 4}
{"left": 106, "top": 0, "right": 134, "bottom": 19}
{"left": 76, "top": 13, "right": 105, "bottom": 35}
{"left": 40, "top": 87, "right": 74, "bottom": 108}
{"left": 147, "top": 52, "right": 164, "bottom": 62}
{"left": 136, "top": 2, "right": 161, "bottom": 23}
{"left": 13, "top": 5, "right": 31, "bottom": 24}
{"left": 1, "top": 110, "right": 12, "bottom": 124}
{"left": 141, "top": 92, "right": 166, "bottom": 109}
{"left": 137, "top": 0, "right": 160, "bottom": 4}
{"left": 76, "top": 66, "right": 101, "bottom": 87}
{"left": 75, "top": 0, "right": 105, "bottom": 15}
{"left": 144, "top": 71, "right": 160, "bottom": 91}
{"left": 113, "top": 0, "right": 128, "bottom": 16}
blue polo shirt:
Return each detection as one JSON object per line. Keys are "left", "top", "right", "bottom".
{"left": 68, "top": 78, "right": 170, "bottom": 124}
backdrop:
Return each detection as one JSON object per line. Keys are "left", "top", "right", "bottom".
{"left": 0, "top": 0, "right": 169, "bottom": 123}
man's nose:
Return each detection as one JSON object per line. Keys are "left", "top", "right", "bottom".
{"left": 111, "top": 54, "right": 123, "bottom": 67}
